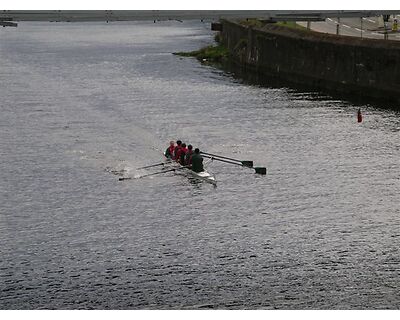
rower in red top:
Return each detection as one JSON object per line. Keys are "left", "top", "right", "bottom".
{"left": 164, "top": 140, "right": 175, "bottom": 159}
{"left": 173, "top": 140, "right": 182, "bottom": 161}
{"left": 185, "top": 144, "right": 194, "bottom": 165}
{"left": 177, "top": 143, "right": 188, "bottom": 165}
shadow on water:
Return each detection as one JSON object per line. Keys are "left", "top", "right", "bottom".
{"left": 212, "top": 60, "right": 400, "bottom": 112}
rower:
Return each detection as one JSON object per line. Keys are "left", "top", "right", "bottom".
{"left": 191, "top": 148, "right": 204, "bottom": 173}
{"left": 164, "top": 141, "right": 175, "bottom": 159}
{"left": 177, "top": 143, "right": 188, "bottom": 165}
{"left": 173, "top": 140, "right": 182, "bottom": 161}
{"left": 185, "top": 144, "right": 194, "bottom": 165}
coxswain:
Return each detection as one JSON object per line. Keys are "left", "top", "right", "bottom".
{"left": 190, "top": 148, "right": 204, "bottom": 173}
{"left": 185, "top": 144, "right": 194, "bottom": 165}
{"left": 173, "top": 140, "right": 182, "bottom": 160}
{"left": 177, "top": 143, "right": 188, "bottom": 165}
{"left": 164, "top": 141, "right": 175, "bottom": 159}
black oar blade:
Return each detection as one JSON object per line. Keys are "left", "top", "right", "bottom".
{"left": 119, "top": 177, "right": 132, "bottom": 181}
{"left": 241, "top": 160, "right": 253, "bottom": 168}
{"left": 254, "top": 167, "right": 267, "bottom": 175}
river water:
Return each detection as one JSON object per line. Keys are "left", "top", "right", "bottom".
{"left": 1, "top": 21, "right": 400, "bottom": 310}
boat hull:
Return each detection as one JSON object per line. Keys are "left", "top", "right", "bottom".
{"left": 164, "top": 156, "right": 216, "bottom": 185}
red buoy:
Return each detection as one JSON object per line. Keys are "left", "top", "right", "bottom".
{"left": 357, "top": 109, "right": 363, "bottom": 123}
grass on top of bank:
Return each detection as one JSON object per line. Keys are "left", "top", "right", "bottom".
{"left": 173, "top": 43, "right": 230, "bottom": 63}
{"left": 275, "top": 21, "right": 307, "bottom": 30}
{"left": 240, "top": 19, "right": 307, "bottom": 31}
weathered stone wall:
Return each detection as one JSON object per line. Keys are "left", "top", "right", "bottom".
{"left": 220, "top": 19, "right": 400, "bottom": 105}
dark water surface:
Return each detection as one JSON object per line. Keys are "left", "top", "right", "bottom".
{"left": 1, "top": 21, "right": 400, "bottom": 309}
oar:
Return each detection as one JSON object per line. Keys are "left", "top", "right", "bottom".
{"left": 136, "top": 162, "right": 169, "bottom": 170}
{"left": 119, "top": 165, "right": 191, "bottom": 181}
{"left": 119, "top": 168, "right": 176, "bottom": 181}
{"left": 202, "top": 155, "right": 266, "bottom": 175}
{"left": 200, "top": 151, "right": 253, "bottom": 168}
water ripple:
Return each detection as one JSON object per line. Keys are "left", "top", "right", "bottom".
{"left": 1, "top": 21, "right": 399, "bottom": 309}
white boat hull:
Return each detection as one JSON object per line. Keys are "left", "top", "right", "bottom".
{"left": 181, "top": 166, "right": 217, "bottom": 185}
{"left": 164, "top": 157, "right": 216, "bottom": 185}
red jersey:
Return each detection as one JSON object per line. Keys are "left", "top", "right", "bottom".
{"left": 165, "top": 145, "right": 175, "bottom": 159}
{"left": 174, "top": 145, "right": 181, "bottom": 160}
{"left": 185, "top": 150, "right": 194, "bottom": 165}
{"left": 177, "top": 147, "right": 188, "bottom": 165}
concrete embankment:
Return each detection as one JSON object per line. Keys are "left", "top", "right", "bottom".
{"left": 219, "top": 19, "right": 400, "bottom": 108}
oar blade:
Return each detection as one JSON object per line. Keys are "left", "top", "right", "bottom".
{"left": 119, "top": 177, "right": 132, "bottom": 181}
{"left": 254, "top": 167, "right": 267, "bottom": 175}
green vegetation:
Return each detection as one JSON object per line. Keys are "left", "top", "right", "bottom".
{"left": 174, "top": 44, "right": 229, "bottom": 63}
{"left": 239, "top": 19, "right": 265, "bottom": 28}
{"left": 239, "top": 19, "right": 307, "bottom": 31}
{"left": 275, "top": 21, "right": 307, "bottom": 30}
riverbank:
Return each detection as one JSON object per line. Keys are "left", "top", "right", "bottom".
{"left": 175, "top": 19, "right": 400, "bottom": 109}
{"left": 217, "top": 19, "right": 400, "bottom": 109}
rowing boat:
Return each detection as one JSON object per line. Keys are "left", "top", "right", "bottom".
{"left": 119, "top": 149, "right": 265, "bottom": 182}
{"left": 164, "top": 155, "right": 217, "bottom": 185}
